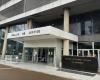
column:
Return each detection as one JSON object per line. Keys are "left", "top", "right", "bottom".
{"left": 98, "top": 50, "right": 100, "bottom": 72}
{"left": 22, "top": 46, "right": 25, "bottom": 62}
{"left": 2, "top": 27, "right": 9, "bottom": 59}
{"left": 63, "top": 8, "right": 70, "bottom": 56}
{"left": 92, "top": 42, "right": 95, "bottom": 57}
{"left": 27, "top": 19, "right": 32, "bottom": 29}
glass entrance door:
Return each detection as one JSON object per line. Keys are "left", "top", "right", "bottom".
{"left": 38, "top": 48, "right": 48, "bottom": 63}
{"left": 32, "top": 48, "right": 54, "bottom": 65}
{"left": 25, "top": 47, "right": 55, "bottom": 65}
{"left": 48, "top": 48, "right": 54, "bottom": 65}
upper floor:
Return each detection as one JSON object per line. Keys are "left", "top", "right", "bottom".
{"left": 5, "top": 9, "right": 100, "bottom": 42}
{"left": 0, "top": 0, "right": 70, "bottom": 21}
{"left": 0, "top": 0, "right": 100, "bottom": 26}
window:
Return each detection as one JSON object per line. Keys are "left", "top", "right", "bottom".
{"left": 9, "top": 23, "right": 27, "bottom": 33}
{"left": 84, "top": 21, "right": 93, "bottom": 35}
{"left": 78, "top": 42, "right": 92, "bottom": 49}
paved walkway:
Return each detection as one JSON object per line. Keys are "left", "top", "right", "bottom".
{"left": 0, "top": 60, "right": 99, "bottom": 80}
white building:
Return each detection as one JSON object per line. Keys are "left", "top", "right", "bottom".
{"left": 0, "top": 0, "right": 100, "bottom": 72}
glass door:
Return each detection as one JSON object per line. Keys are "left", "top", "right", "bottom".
{"left": 32, "top": 48, "right": 55, "bottom": 66}
{"left": 47, "top": 48, "right": 54, "bottom": 65}
{"left": 38, "top": 48, "right": 48, "bottom": 63}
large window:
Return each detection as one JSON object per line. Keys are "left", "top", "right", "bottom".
{"left": 34, "top": 18, "right": 63, "bottom": 30}
{"left": 78, "top": 42, "right": 92, "bottom": 49}
{"left": 94, "top": 42, "right": 100, "bottom": 49}
{"left": 6, "top": 39, "right": 23, "bottom": 55}
{"left": 9, "top": 23, "right": 27, "bottom": 33}
{"left": 70, "top": 22, "right": 81, "bottom": 35}
{"left": 93, "top": 11, "right": 100, "bottom": 34}
{"left": 70, "top": 10, "right": 100, "bottom": 35}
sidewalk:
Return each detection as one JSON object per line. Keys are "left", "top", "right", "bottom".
{"left": 0, "top": 60, "right": 98, "bottom": 80}
{"left": 90, "top": 74, "right": 100, "bottom": 80}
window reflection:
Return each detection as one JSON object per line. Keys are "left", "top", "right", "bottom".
{"left": 9, "top": 23, "right": 27, "bottom": 33}
{"left": 70, "top": 10, "right": 100, "bottom": 35}
{"left": 84, "top": 21, "right": 93, "bottom": 35}
{"left": 6, "top": 39, "right": 23, "bottom": 55}
{"left": 78, "top": 42, "right": 92, "bottom": 49}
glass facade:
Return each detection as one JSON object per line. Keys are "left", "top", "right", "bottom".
{"left": 7, "top": 23, "right": 25, "bottom": 55}
{"left": 70, "top": 10, "right": 100, "bottom": 36}
{"left": 9, "top": 23, "right": 27, "bottom": 33}
{"left": 69, "top": 42, "right": 99, "bottom": 57}
{"left": 78, "top": 42, "right": 92, "bottom": 49}
{"left": 32, "top": 18, "right": 63, "bottom": 30}
{"left": 94, "top": 42, "right": 100, "bottom": 49}
{"left": 6, "top": 39, "right": 23, "bottom": 55}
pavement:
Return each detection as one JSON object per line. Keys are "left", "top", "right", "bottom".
{"left": 0, "top": 64, "right": 69, "bottom": 80}
{"left": 0, "top": 60, "right": 100, "bottom": 80}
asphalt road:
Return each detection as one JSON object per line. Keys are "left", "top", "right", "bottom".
{"left": 0, "top": 64, "right": 72, "bottom": 80}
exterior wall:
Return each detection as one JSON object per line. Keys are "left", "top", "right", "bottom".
{"left": 0, "top": 0, "right": 100, "bottom": 71}
{"left": 79, "top": 34, "right": 100, "bottom": 42}
{"left": 24, "top": 39, "right": 60, "bottom": 48}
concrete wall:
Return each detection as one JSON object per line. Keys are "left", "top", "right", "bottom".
{"left": 79, "top": 34, "right": 100, "bottom": 42}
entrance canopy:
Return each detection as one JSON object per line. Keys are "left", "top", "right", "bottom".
{"left": 7, "top": 26, "right": 78, "bottom": 42}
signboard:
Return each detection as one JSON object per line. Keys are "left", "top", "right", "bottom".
{"left": 62, "top": 56, "right": 98, "bottom": 73}
{"left": 7, "top": 26, "right": 51, "bottom": 39}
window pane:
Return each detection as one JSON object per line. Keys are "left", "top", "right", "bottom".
{"left": 78, "top": 42, "right": 92, "bottom": 49}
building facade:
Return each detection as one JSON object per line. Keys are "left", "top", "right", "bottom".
{"left": 0, "top": 0, "right": 100, "bottom": 72}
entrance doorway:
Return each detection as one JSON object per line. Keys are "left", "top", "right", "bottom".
{"left": 24, "top": 48, "right": 55, "bottom": 65}
{"left": 38, "top": 48, "right": 48, "bottom": 63}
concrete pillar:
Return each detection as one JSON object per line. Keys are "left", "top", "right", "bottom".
{"left": 27, "top": 19, "right": 32, "bottom": 29}
{"left": 63, "top": 9, "right": 70, "bottom": 56}
{"left": 22, "top": 44, "right": 26, "bottom": 62}
{"left": 98, "top": 51, "right": 100, "bottom": 72}
{"left": 92, "top": 42, "right": 95, "bottom": 57}
{"left": 2, "top": 27, "right": 9, "bottom": 59}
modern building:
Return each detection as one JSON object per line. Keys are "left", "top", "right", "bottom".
{"left": 0, "top": 0, "right": 100, "bottom": 72}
